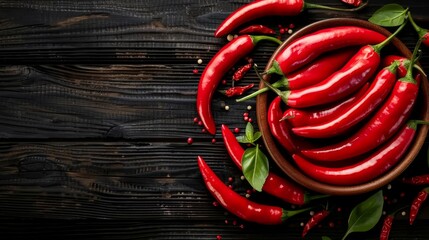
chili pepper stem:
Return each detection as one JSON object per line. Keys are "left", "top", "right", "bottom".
{"left": 304, "top": 0, "right": 368, "bottom": 12}
{"left": 250, "top": 35, "right": 283, "bottom": 46}
{"left": 409, "top": 120, "right": 429, "bottom": 129}
{"left": 408, "top": 11, "right": 427, "bottom": 38}
{"left": 282, "top": 207, "right": 312, "bottom": 221}
{"left": 236, "top": 78, "right": 286, "bottom": 102}
{"left": 372, "top": 21, "right": 408, "bottom": 54}
{"left": 401, "top": 37, "right": 425, "bottom": 83}
{"left": 262, "top": 79, "right": 290, "bottom": 103}
{"left": 264, "top": 61, "right": 283, "bottom": 76}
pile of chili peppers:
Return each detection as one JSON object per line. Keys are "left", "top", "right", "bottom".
{"left": 194, "top": 0, "right": 429, "bottom": 237}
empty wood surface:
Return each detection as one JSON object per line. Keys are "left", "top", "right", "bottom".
{"left": 1, "top": 0, "right": 429, "bottom": 239}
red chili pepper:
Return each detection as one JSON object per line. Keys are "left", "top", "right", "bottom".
{"left": 382, "top": 55, "right": 425, "bottom": 78}
{"left": 214, "top": 0, "right": 368, "bottom": 37}
{"left": 292, "top": 120, "right": 419, "bottom": 185}
{"left": 410, "top": 187, "right": 429, "bottom": 225}
{"left": 302, "top": 209, "right": 330, "bottom": 238}
{"left": 236, "top": 48, "right": 357, "bottom": 102}
{"left": 383, "top": 55, "right": 409, "bottom": 77}
{"left": 403, "top": 174, "right": 429, "bottom": 185}
{"left": 292, "top": 62, "right": 398, "bottom": 138}
{"left": 221, "top": 124, "right": 320, "bottom": 205}
{"left": 268, "top": 96, "right": 313, "bottom": 153}
{"left": 197, "top": 156, "right": 310, "bottom": 225}
{"left": 196, "top": 35, "right": 281, "bottom": 135}
{"left": 281, "top": 83, "right": 369, "bottom": 128}
{"left": 379, "top": 214, "right": 394, "bottom": 240}
{"left": 266, "top": 26, "right": 386, "bottom": 76}
{"left": 265, "top": 23, "right": 404, "bottom": 108}
{"left": 409, "top": 12, "right": 429, "bottom": 47}
{"left": 238, "top": 24, "right": 276, "bottom": 35}
{"left": 380, "top": 206, "right": 408, "bottom": 240}
{"left": 221, "top": 83, "right": 254, "bottom": 97}
{"left": 232, "top": 63, "right": 253, "bottom": 81}
{"left": 301, "top": 36, "right": 419, "bottom": 161}
{"left": 341, "top": 0, "right": 362, "bottom": 7}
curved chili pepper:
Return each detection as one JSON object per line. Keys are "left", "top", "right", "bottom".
{"left": 301, "top": 36, "right": 420, "bottom": 161}
{"left": 282, "top": 83, "right": 369, "bottom": 128}
{"left": 268, "top": 96, "right": 313, "bottom": 153}
{"left": 238, "top": 24, "right": 276, "bottom": 35}
{"left": 264, "top": 23, "right": 405, "bottom": 108}
{"left": 197, "top": 156, "right": 310, "bottom": 225}
{"left": 379, "top": 214, "right": 394, "bottom": 240}
{"left": 214, "top": 0, "right": 368, "bottom": 37}
{"left": 302, "top": 209, "right": 330, "bottom": 238}
{"left": 403, "top": 174, "right": 429, "bottom": 185}
{"left": 266, "top": 26, "right": 386, "bottom": 76}
{"left": 292, "top": 121, "right": 419, "bottom": 185}
{"left": 292, "top": 62, "right": 398, "bottom": 138}
{"left": 410, "top": 187, "right": 429, "bottom": 225}
{"left": 221, "top": 124, "right": 322, "bottom": 205}
{"left": 236, "top": 48, "right": 357, "bottom": 102}
{"left": 221, "top": 83, "right": 254, "bottom": 97}
{"left": 196, "top": 35, "right": 281, "bottom": 135}
{"left": 408, "top": 12, "right": 429, "bottom": 47}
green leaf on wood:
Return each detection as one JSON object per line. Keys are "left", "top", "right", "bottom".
{"left": 236, "top": 135, "right": 251, "bottom": 144}
{"left": 368, "top": 4, "right": 408, "bottom": 27}
{"left": 245, "top": 122, "right": 254, "bottom": 143}
{"left": 242, "top": 145, "right": 269, "bottom": 192}
{"left": 341, "top": 190, "right": 384, "bottom": 240}
{"left": 253, "top": 131, "right": 262, "bottom": 142}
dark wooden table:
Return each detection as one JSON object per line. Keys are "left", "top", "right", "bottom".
{"left": 1, "top": 0, "right": 429, "bottom": 239}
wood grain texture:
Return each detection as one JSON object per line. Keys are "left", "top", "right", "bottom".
{"left": 1, "top": 0, "right": 429, "bottom": 239}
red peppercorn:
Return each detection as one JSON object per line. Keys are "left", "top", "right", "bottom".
{"left": 193, "top": 117, "right": 199, "bottom": 123}
{"left": 234, "top": 127, "right": 240, "bottom": 133}
{"left": 193, "top": 68, "right": 199, "bottom": 74}
{"left": 187, "top": 137, "right": 193, "bottom": 145}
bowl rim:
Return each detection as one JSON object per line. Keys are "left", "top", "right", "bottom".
{"left": 256, "top": 18, "right": 429, "bottom": 196}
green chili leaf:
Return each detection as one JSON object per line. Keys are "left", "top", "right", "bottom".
{"left": 245, "top": 122, "right": 254, "bottom": 143}
{"left": 236, "top": 135, "right": 251, "bottom": 144}
{"left": 341, "top": 190, "right": 384, "bottom": 240}
{"left": 242, "top": 145, "right": 269, "bottom": 192}
{"left": 253, "top": 131, "right": 262, "bottom": 142}
{"left": 322, "top": 237, "right": 332, "bottom": 240}
{"left": 368, "top": 4, "right": 408, "bottom": 27}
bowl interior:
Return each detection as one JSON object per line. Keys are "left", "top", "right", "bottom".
{"left": 256, "top": 18, "right": 429, "bottom": 196}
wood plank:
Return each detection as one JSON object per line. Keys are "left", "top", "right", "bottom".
{"left": 0, "top": 0, "right": 427, "bottom": 64}
{"left": 0, "top": 60, "right": 272, "bottom": 139}
{"left": 0, "top": 141, "right": 428, "bottom": 239}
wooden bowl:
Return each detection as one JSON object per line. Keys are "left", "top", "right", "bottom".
{"left": 256, "top": 18, "right": 429, "bottom": 196}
